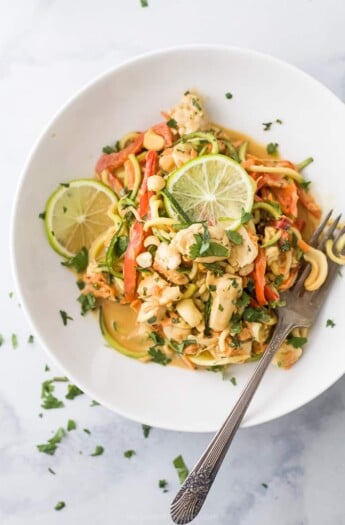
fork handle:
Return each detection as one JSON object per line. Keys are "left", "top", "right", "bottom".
{"left": 170, "top": 319, "right": 293, "bottom": 524}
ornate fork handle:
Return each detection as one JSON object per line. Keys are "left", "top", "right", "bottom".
{"left": 170, "top": 319, "right": 293, "bottom": 524}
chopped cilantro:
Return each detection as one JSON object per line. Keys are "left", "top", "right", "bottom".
{"left": 90, "top": 400, "right": 100, "bottom": 407}
{"left": 59, "top": 310, "right": 73, "bottom": 326}
{"left": 209, "top": 284, "right": 217, "bottom": 291}
{"left": 262, "top": 482, "right": 268, "bottom": 489}
{"left": 280, "top": 240, "right": 291, "bottom": 252}
{"left": 191, "top": 98, "right": 202, "bottom": 111}
{"left": 61, "top": 247, "right": 88, "bottom": 273}
{"left": 41, "top": 395, "right": 64, "bottom": 410}
{"left": 243, "top": 307, "right": 270, "bottom": 323}
{"left": 55, "top": 501, "right": 65, "bottom": 511}
{"left": 159, "top": 479, "right": 168, "bottom": 492}
{"left": 147, "top": 316, "right": 157, "bottom": 324}
{"left": 91, "top": 445, "right": 104, "bottom": 457}
{"left": 230, "top": 377, "right": 237, "bottom": 386}
{"left": 266, "top": 142, "right": 279, "bottom": 155}
{"left": 142, "top": 424, "right": 152, "bottom": 438}
{"left": 148, "top": 347, "right": 171, "bottom": 366}
{"left": 240, "top": 208, "right": 253, "bottom": 224}
{"left": 11, "top": 334, "right": 18, "bottom": 349}
{"left": 276, "top": 119, "right": 282, "bottom": 124}
{"left": 102, "top": 141, "right": 120, "bottom": 154}
{"left": 204, "top": 297, "right": 212, "bottom": 336}
{"left": 83, "top": 428, "right": 91, "bottom": 435}
{"left": 44, "top": 364, "right": 50, "bottom": 372}
{"left": 169, "top": 339, "right": 197, "bottom": 354}
{"left": 287, "top": 336, "right": 308, "bottom": 348}
{"left": 37, "top": 427, "right": 66, "bottom": 455}
{"left": 167, "top": 118, "right": 178, "bottom": 128}
{"left": 149, "top": 332, "right": 165, "bottom": 346}
{"left": 189, "top": 230, "right": 228, "bottom": 259}
{"left": 38, "top": 211, "right": 46, "bottom": 220}
{"left": 173, "top": 455, "right": 189, "bottom": 484}
{"left": 76, "top": 279, "right": 85, "bottom": 290}
{"left": 226, "top": 230, "right": 243, "bottom": 245}
{"left": 65, "top": 384, "right": 84, "bottom": 400}
{"left": 203, "top": 262, "right": 224, "bottom": 276}
{"left": 326, "top": 319, "right": 335, "bottom": 328}
{"left": 262, "top": 122, "right": 272, "bottom": 131}
{"left": 60, "top": 182, "right": 70, "bottom": 188}
{"left": 225, "top": 92, "right": 233, "bottom": 99}
{"left": 0, "top": 334, "right": 4, "bottom": 347}
{"left": 28, "top": 335, "right": 34, "bottom": 344}
{"left": 274, "top": 274, "right": 284, "bottom": 287}
{"left": 218, "top": 304, "right": 224, "bottom": 312}
{"left": 67, "top": 419, "right": 76, "bottom": 432}
{"left": 8, "top": 291, "right": 13, "bottom": 298}
{"left": 140, "top": 0, "right": 148, "bottom": 6}
{"left": 236, "top": 291, "right": 251, "bottom": 309}
{"left": 48, "top": 467, "right": 56, "bottom": 475}
{"left": 78, "top": 292, "right": 97, "bottom": 316}
{"left": 124, "top": 449, "right": 136, "bottom": 458}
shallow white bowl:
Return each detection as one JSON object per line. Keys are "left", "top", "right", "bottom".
{"left": 12, "top": 45, "right": 345, "bottom": 432}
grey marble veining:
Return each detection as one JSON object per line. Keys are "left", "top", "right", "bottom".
{"left": 1, "top": 1, "right": 345, "bottom": 524}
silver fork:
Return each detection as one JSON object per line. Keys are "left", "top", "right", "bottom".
{"left": 170, "top": 210, "right": 344, "bottom": 524}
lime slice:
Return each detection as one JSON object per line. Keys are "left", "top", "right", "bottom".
{"left": 165, "top": 154, "right": 254, "bottom": 229}
{"left": 45, "top": 179, "right": 117, "bottom": 257}
{"left": 189, "top": 351, "right": 234, "bottom": 367}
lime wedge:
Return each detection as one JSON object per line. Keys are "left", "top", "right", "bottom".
{"left": 45, "top": 179, "right": 117, "bottom": 257}
{"left": 165, "top": 154, "right": 254, "bottom": 229}
{"left": 189, "top": 351, "right": 234, "bottom": 367}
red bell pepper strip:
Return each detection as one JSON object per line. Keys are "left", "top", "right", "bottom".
{"left": 252, "top": 249, "right": 267, "bottom": 306}
{"left": 96, "top": 133, "right": 144, "bottom": 173}
{"left": 123, "top": 151, "right": 158, "bottom": 302}
{"left": 264, "top": 284, "right": 280, "bottom": 302}
{"left": 152, "top": 122, "right": 173, "bottom": 146}
{"left": 272, "top": 182, "right": 299, "bottom": 217}
{"left": 107, "top": 173, "right": 124, "bottom": 197}
{"left": 123, "top": 221, "right": 145, "bottom": 303}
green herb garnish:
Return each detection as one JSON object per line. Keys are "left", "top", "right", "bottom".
{"left": 65, "top": 384, "right": 84, "bottom": 400}
{"left": 159, "top": 479, "right": 168, "bottom": 492}
{"left": 54, "top": 501, "right": 66, "bottom": 511}
{"left": 266, "top": 142, "right": 279, "bottom": 155}
{"left": 48, "top": 467, "right": 56, "bottom": 475}
{"left": 39, "top": 211, "right": 46, "bottom": 220}
{"left": 300, "top": 180, "right": 312, "bottom": 190}
{"left": 83, "top": 428, "right": 91, "bottom": 435}
{"left": 67, "top": 419, "right": 76, "bottom": 431}
{"left": 90, "top": 400, "right": 100, "bottom": 407}
{"left": 28, "top": 335, "right": 34, "bottom": 344}
{"left": 124, "top": 449, "right": 136, "bottom": 458}
{"left": 0, "top": 334, "right": 3, "bottom": 347}
{"left": 287, "top": 336, "right": 308, "bottom": 348}
{"left": 167, "top": 118, "right": 178, "bottom": 128}
{"left": 61, "top": 246, "right": 88, "bottom": 273}
{"left": 59, "top": 310, "right": 73, "bottom": 326}
{"left": 243, "top": 307, "right": 270, "bottom": 323}
{"left": 240, "top": 208, "right": 253, "bottom": 224}
{"left": 148, "top": 347, "right": 171, "bottom": 366}
{"left": 326, "top": 319, "right": 336, "bottom": 328}
{"left": 230, "top": 377, "right": 237, "bottom": 386}
{"left": 262, "top": 482, "right": 268, "bottom": 489}
{"left": 142, "top": 424, "right": 152, "bottom": 438}
{"left": 140, "top": 0, "right": 148, "bottom": 6}
{"left": 91, "top": 445, "right": 104, "bottom": 457}
{"left": 225, "top": 92, "right": 233, "bottom": 99}
{"left": 191, "top": 98, "right": 202, "bottom": 111}
{"left": 262, "top": 122, "right": 272, "bottom": 131}
{"left": 11, "top": 334, "right": 18, "bottom": 349}
{"left": 78, "top": 292, "right": 97, "bottom": 316}
{"left": 226, "top": 230, "right": 243, "bottom": 245}
{"left": 173, "top": 455, "right": 189, "bottom": 484}
{"left": 236, "top": 291, "right": 251, "bottom": 309}
{"left": 37, "top": 427, "right": 66, "bottom": 455}
{"left": 280, "top": 240, "right": 291, "bottom": 252}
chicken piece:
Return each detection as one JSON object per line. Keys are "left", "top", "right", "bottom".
{"left": 137, "top": 300, "right": 166, "bottom": 324}
{"left": 137, "top": 273, "right": 182, "bottom": 306}
{"left": 272, "top": 342, "right": 303, "bottom": 369}
{"left": 208, "top": 274, "right": 242, "bottom": 331}
{"left": 228, "top": 226, "right": 258, "bottom": 268}
{"left": 171, "top": 223, "right": 230, "bottom": 263}
{"left": 162, "top": 316, "right": 192, "bottom": 342}
{"left": 153, "top": 242, "right": 188, "bottom": 285}
{"left": 168, "top": 92, "right": 209, "bottom": 136}
{"left": 176, "top": 299, "right": 203, "bottom": 328}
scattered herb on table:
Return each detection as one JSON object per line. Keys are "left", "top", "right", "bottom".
{"left": 11, "top": 334, "right": 18, "bottom": 349}
{"left": 54, "top": 501, "right": 65, "bottom": 511}
{"left": 91, "top": 445, "right": 104, "bottom": 457}
{"left": 140, "top": 0, "right": 148, "bottom": 6}
{"left": 44, "top": 364, "right": 50, "bottom": 372}
{"left": 173, "top": 455, "right": 189, "bottom": 484}
{"left": 230, "top": 377, "right": 237, "bottom": 386}
{"left": 159, "top": 479, "right": 168, "bottom": 492}
{"left": 37, "top": 427, "right": 66, "bottom": 455}
{"left": 90, "top": 400, "right": 100, "bottom": 407}
{"left": 266, "top": 142, "right": 279, "bottom": 155}
{"left": 0, "top": 334, "right": 4, "bottom": 347}
{"left": 48, "top": 467, "right": 56, "bottom": 475}
{"left": 38, "top": 211, "right": 46, "bottom": 220}
{"left": 262, "top": 482, "right": 268, "bottom": 489}
{"left": 142, "top": 424, "right": 152, "bottom": 438}
{"left": 59, "top": 310, "right": 73, "bottom": 326}
{"left": 8, "top": 292, "right": 13, "bottom": 298}
{"left": 124, "top": 449, "right": 136, "bottom": 459}
{"left": 262, "top": 122, "right": 272, "bottom": 131}
{"left": 326, "top": 319, "right": 336, "bottom": 328}
{"left": 28, "top": 335, "right": 34, "bottom": 344}
{"left": 67, "top": 419, "right": 76, "bottom": 432}
{"left": 65, "top": 384, "right": 84, "bottom": 400}
{"left": 225, "top": 92, "right": 233, "bottom": 99}
{"left": 83, "top": 428, "right": 91, "bottom": 435}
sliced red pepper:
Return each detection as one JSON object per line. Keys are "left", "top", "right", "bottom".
{"left": 152, "top": 122, "right": 173, "bottom": 146}
{"left": 252, "top": 249, "right": 267, "bottom": 306}
{"left": 107, "top": 173, "right": 124, "bottom": 197}
{"left": 272, "top": 182, "right": 299, "bottom": 217}
{"left": 123, "top": 221, "right": 145, "bottom": 303}
{"left": 264, "top": 284, "right": 279, "bottom": 302}
{"left": 96, "top": 134, "right": 144, "bottom": 173}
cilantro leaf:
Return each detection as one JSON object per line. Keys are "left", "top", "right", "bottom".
{"left": 262, "top": 122, "right": 272, "bottom": 131}
{"left": 266, "top": 142, "right": 279, "bottom": 155}
{"left": 148, "top": 347, "right": 171, "bottom": 366}
{"left": 78, "top": 293, "right": 97, "bottom": 316}
{"left": 11, "top": 334, "right": 18, "bottom": 349}
{"left": 140, "top": 0, "right": 148, "bottom": 6}
{"left": 37, "top": 427, "right": 66, "bottom": 455}
{"left": 38, "top": 211, "right": 46, "bottom": 220}
{"left": 173, "top": 455, "right": 189, "bottom": 484}
{"left": 28, "top": 334, "right": 34, "bottom": 344}
{"left": 225, "top": 92, "right": 233, "bottom": 99}
{"left": 65, "top": 384, "right": 84, "bottom": 400}
{"left": 159, "top": 479, "right": 168, "bottom": 492}
{"left": 0, "top": 334, "right": 4, "bottom": 347}
{"left": 230, "top": 377, "right": 237, "bottom": 386}
{"left": 300, "top": 180, "right": 312, "bottom": 190}
{"left": 226, "top": 230, "right": 243, "bottom": 245}
{"left": 243, "top": 307, "right": 270, "bottom": 323}
{"left": 59, "top": 310, "right": 73, "bottom": 326}
{"left": 55, "top": 501, "right": 66, "bottom": 511}
{"left": 124, "top": 449, "right": 136, "bottom": 458}
{"left": 240, "top": 208, "right": 253, "bottom": 224}
{"left": 67, "top": 419, "right": 76, "bottom": 431}
{"left": 287, "top": 336, "right": 308, "bottom": 348}
{"left": 167, "top": 118, "right": 178, "bottom": 128}
{"left": 236, "top": 291, "right": 251, "bottom": 309}
{"left": 91, "top": 445, "right": 104, "bottom": 457}
{"left": 326, "top": 319, "right": 336, "bottom": 328}
{"left": 90, "top": 400, "right": 100, "bottom": 407}
{"left": 61, "top": 247, "right": 88, "bottom": 273}
{"left": 142, "top": 424, "right": 152, "bottom": 438}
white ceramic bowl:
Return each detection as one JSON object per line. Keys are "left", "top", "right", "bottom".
{"left": 12, "top": 45, "right": 345, "bottom": 432}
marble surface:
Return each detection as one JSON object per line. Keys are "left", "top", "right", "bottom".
{"left": 1, "top": 0, "right": 345, "bottom": 523}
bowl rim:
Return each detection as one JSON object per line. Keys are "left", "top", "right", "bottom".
{"left": 10, "top": 44, "right": 345, "bottom": 432}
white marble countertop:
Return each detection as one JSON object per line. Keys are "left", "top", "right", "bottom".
{"left": 1, "top": 1, "right": 345, "bottom": 524}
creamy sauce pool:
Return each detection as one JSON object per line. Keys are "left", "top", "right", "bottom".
{"left": 101, "top": 127, "right": 318, "bottom": 358}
